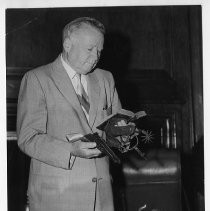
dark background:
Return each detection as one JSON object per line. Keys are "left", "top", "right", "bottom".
{"left": 6, "top": 6, "right": 204, "bottom": 211}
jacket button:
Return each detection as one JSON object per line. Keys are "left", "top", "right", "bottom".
{"left": 92, "top": 177, "right": 97, "bottom": 182}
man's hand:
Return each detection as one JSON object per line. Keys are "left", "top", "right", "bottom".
{"left": 66, "top": 134, "right": 101, "bottom": 158}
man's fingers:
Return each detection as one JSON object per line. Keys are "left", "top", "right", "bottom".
{"left": 80, "top": 141, "right": 97, "bottom": 149}
{"left": 70, "top": 140, "right": 101, "bottom": 158}
{"left": 86, "top": 148, "right": 101, "bottom": 157}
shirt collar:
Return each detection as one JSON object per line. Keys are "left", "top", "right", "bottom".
{"left": 61, "top": 54, "right": 77, "bottom": 79}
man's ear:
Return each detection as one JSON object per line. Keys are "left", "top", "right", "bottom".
{"left": 63, "top": 38, "right": 72, "bottom": 53}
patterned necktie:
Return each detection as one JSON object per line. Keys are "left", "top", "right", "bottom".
{"left": 76, "top": 74, "right": 90, "bottom": 114}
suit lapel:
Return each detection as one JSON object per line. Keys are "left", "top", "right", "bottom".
{"left": 87, "top": 70, "right": 100, "bottom": 128}
{"left": 50, "top": 56, "right": 88, "bottom": 124}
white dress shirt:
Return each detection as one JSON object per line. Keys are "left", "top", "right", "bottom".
{"left": 61, "top": 55, "right": 89, "bottom": 121}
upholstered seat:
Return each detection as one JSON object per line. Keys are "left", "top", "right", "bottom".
{"left": 122, "top": 149, "right": 182, "bottom": 211}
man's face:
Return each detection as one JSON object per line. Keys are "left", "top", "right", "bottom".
{"left": 65, "top": 25, "right": 104, "bottom": 74}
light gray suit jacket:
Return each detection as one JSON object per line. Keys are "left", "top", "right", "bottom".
{"left": 16, "top": 56, "right": 121, "bottom": 211}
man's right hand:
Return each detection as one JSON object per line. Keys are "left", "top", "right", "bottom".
{"left": 66, "top": 134, "right": 101, "bottom": 158}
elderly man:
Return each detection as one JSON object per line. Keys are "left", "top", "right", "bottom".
{"left": 17, "top": 17, "right": 122, "bottom": 211}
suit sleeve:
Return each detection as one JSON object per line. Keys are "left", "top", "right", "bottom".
{"left": 17, "top": 71, "right": 72, "bottom": 169}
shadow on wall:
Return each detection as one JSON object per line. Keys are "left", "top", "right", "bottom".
{"left": 98, "top": 31, "right": 142, "bottom": 110}
{"left": 98, "top": 30, "right": 132, "bottom": 78}
{"left": 97, "top": 30, "right": 183, "bottom": 110}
